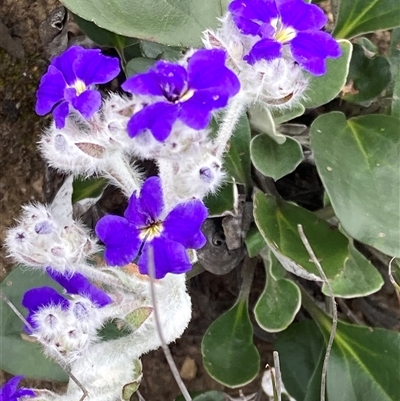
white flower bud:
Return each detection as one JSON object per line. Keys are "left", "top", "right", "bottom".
{"left": 5, "top": 203, "right": 98, "bottom": 272}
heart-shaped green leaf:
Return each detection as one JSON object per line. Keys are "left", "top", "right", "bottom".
{"left": 253, "top": 192, "right": 348, "bottom": 280}
{"left": 310, "top": 112, "right": 400, "bottom": 256}
{"left": 201, "top": 299, "right": 260, "bottom": 387}
{"left": 0, "top": 267, "right": 68, "bottom": 381}
{"left": 61, "top": 0, "right": 226, "bottom": 47}
{"left": 333, "top": 0, "right": 400, "bottom": 39}
{"left": 250, "top": 134, "right": 303, "bottom": 181}
{"left": 204, "top": 182, "right": 237, "bottom": 217}
{"left": 254, "top": 254, "right": 301, "bottom": 332}
{"left": 272, "top": 104, "right": 306, "bottom": 125}
{"left": 341, "top": 44, "right": 392, "bottom": 103}
{"left": 302, "top": 40, "right": 352, "bottom": 109}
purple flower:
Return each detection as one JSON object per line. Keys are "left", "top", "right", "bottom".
{"left": 95, "top": 176, "right": 208, "bottom": 278}
{"left": 121, "top": 49, "right": 240, "bottom": 141}
{"left": 35, "top": 46, "right": 120, "bottom": 128}
{"left": 0, "top": 376, "right": 35, "bottom": 401}
{"left": 229, "top": 0, "right": 341, "bottom": 75}
{"left": 22, "top": 286, "right": 69, "bottom": 333}
{"left": 46, "top": 268, "right": 112, "bottom": 307}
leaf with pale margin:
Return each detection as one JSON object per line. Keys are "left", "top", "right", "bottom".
{"left": 0, "top": 267, "right": 68, "bottom": 381}
{"left": 248, "top": 105, "right": 286, "bottom": 144}
{"left": 201, "top": 299, "right": 260, "bottom": 387}
{"left": 333, "top": 0, "right": 400, "bottom": 39}
{"left": 61, "top": 0, "right": 227, "bottom": 47}
{"left": 302, "top": 40, "right": 352, "bottom": 109}
{"left": 250, "top": 134, "right": 303, "bottom": 181}
{"left": 245, "top": 225, "right": 266, "bottom": 258}
{"left": 341, "top": 44, "right": 392, "bottom": 103}
{"left": 253, "top": 192, "right": 348, "bottom": 280}
{"left": 310, "top": 112, "right": 400, "bottom": 256}
{"left": 324, "top": 243, "right": 384, "bottom": 298}
{"left": 254, "top": 254, "right": 301, "bottom": 332}
{"left": 272, "top": 104, "right": 305, "bottom": 125}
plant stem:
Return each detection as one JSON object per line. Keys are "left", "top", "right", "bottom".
{"left": 297, "top": 224, "right": 338, "bottom": 401}
{"left": 215, "top": 93, "right": 246, "bottom": 159}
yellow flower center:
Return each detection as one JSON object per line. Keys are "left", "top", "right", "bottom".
{"left": 179, "top": 89, "right": 195, "bottom": 102}
{"left": 271, "top": 18, "right": 296, "bottom": 44}
{"left": 74, "top": 79, "right": 87, "bottom": 96}
{"left": 139, "top": 222, "right": 163, "bottom": 241}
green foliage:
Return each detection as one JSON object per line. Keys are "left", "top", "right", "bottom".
{"left": 204, "top": 182, "right": 236, "bottom": 217}
{"left": 61, "top": 0, "right": 227, "bottom": 47}
{"left": 254, "top": 254, "right": 301, "bottom": 332}
{"left": 333, "top": 0, "right": 400, "bottom": 39}
{"left": 223, "top": 114, "right": 252, "bottom": 188}
{"left": 253, "top": 192, "right": 348, "bottom": 280}
{"left": 201, "top": 299, "right": 260, "bottom": 387}
{"left": 72, "top": 177, "right": 108, "bottom": 203}
{"left": 250, "top": 134, "right": 303, "bottom": 181}
{"left": 302, "top": 40, "right": 352, "bottom": 109}
{"left": 126, "top": 57, "right": 156, "bottom": 77}
{"left": 342, "top": 43, "right": 392, "bottom": 103}
{"left": 310, "top": 112, "right": 400, "bottom": 256}
{"left": 0, "top": 267, "right": 68, "bottom": 381}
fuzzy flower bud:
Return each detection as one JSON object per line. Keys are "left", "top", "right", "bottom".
{"left": 5, "top": 203, "right": 98, "bottom": 272}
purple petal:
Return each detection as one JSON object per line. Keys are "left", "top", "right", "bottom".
{"left": 179, "top": 91, "right": 226, "bottom": 129}
{"left": 290, "top": 31, "right": 341, "bottom": 75}
{"left": 46, "top": 269, "right": 112, "bottom": 307}
{"left": 22, "top": 287, "right": 69, "bottom": 314}
{"left": 127, "top": 102, "right": 178, "bottom": 141}
{"left": 153, "top": 61, "right": 188, "bottom": 96}
{"left": 245, "top": 38, "right": 282, "bottom": 64}
{"left": 52, "top": 46, "right": 83, "bottom": 85}
{"left": 95, "top": 215, "right": 141, "bottom": 266}
{"left": 35, "top": 65, "right": 66, "bottom": 115}
{"left": 71, "top": 89, "right": 102, "bottom": 119}
{"left": 0, "top": 376, "right": 35, "bottom": 399}
{"left": 229, "top": 0, "right": 278, "bottom": 34}
{"left": 163, "top": 199, "right": 208, "bottom": 249}
{"left": 277, "top": 0, "right": 327, "bottom": 31}
{"left": 122, "top": 70, "right": 164, "bottom": 96}
{"left": 74, "top": 48, "right": 120, "bottom": 85}
{"left": 125, "top": 176, "right": 164, "bottom": 225}
{"left": 187, "top": 49, "right": 240, "bottom": 97}
{"left": 139, "top": 237, "right": 192, "bottom": 278}
{"left": 53, "top": 101, "right": 70, "bottom": 129}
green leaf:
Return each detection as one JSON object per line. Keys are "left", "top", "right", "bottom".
{"left": 125, "top": 57, "right": 156, "bottom": 77}
{"left": 392, "top": 64, "right": 400, "bottom": 118}
{"left": 201, "top": 299, "right": 260, "bottom": 387}
{"left": 254, "top": 255, "right": 301, "bottom": 332}
{"left": 223, "top": 114, "right": 252, "bottom": 188}
{"left": 253, "top": 192, "right": 349, "bottom": 280}
{"left": 272, "top": 104, "right": 305, "bottom": 125}
{"left": 250, "top": 134, "right": 303, "bottom": 181}
{"left": 324, "top": 244, "right": 384, "bottom": 298}
{"left": 341, "top": 44, "right": 392, "bottom": 103}
{"left": 245, "top": 225, "right": 266, "bottom": 258}
{"left": 61, "top": 0, "right": 227, "bottom": 47}
{"left": 204, "top": 182, "right": 236, "bottom": 217}
{"left": 310, "top": 112, "right": 400, "bottom": 256}
{"left": 72, "top": 13, "right": 137, "bottom": 50}
{"left": 140, "top": 40, "right": 186, "bottom": 61}
{"left": 248, "top": 105, "right": 287, "bottom": 144}
{"left": 72, "top": 176, "right": 108, "bottom": 203}
{"left": 302, "top": 40, "right": 352, "bottom": 109}
{"left": 275, "top": 320, "right": 324, "bottom": 401}
{"left": 0, "top": 267, "right": 68, "bottom": 381}
{"left": 333, "top": 0, "right": 400, "bottom": 39}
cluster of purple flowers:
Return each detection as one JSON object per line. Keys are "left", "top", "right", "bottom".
{"left": 228, "top": 0, "right": 341, "bottom": 75}
{"left": 32, "top": 0, "right": 341, "bottom": 281}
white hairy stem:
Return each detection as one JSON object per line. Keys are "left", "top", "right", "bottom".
{"left": 103, "top": 155, "right": 142, "bottom": 197}
{"left": 215, "top": 92, "right": 246, "bottom": 159}
{"left": 157, "top": 159, "right": 177, "bottom": 213}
